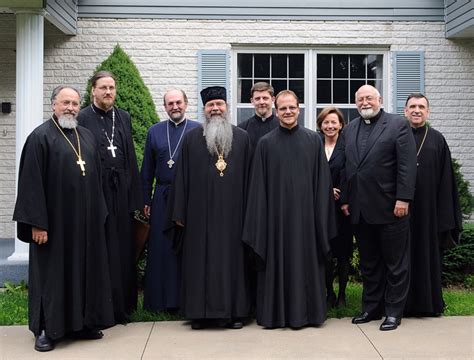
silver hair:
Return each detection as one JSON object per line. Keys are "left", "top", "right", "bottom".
{"left": 202, "top": 112, "right": 233, "bottom": 157}
{"left": 354, "top": 85, "right": 381, "bottom": 102}
{"left": 50, "top": 85, "right": 81, "bottom": 105}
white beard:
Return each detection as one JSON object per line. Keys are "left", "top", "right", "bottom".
{"left": 58, "top": 114, "right": 78, "bottom": 129}
{"left": 359, "top": 108, "right": 380, "bottom": 119}
{"left": 203, "top": 113, "right": 233, "bottom": 157}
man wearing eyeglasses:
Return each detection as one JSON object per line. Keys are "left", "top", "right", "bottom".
{"left": 340, "top": 84, "right": 417, "bottom": 331}
{"left": 243, "top": 90, "right": 337, "bottom": 329}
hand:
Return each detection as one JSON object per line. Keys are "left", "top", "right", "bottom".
{"left": 333, "top": 188, "right": 341, "bottom": 201}
{"left": 393, "top": 200, "right": 409, "bottom": 218}
{"left": 32, "top": 227, "right": 48, "bottom": 244}
{"left": 341, "top": 204, "right": 350, "bottom": 216}
{"left": 175, "top": 220, "right": 185, "bottom": 227}
{"left": 144, "top": 205, "right": 151, "bottom": 218}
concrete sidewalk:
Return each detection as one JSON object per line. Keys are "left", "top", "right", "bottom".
{"left": 1, "top": 317, "right": 473, "bottom": 359}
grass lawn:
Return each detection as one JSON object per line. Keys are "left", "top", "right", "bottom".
{"left": 1, "top": 282, "right": 472, "bottom": 326}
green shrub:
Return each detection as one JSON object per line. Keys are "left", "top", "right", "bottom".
{"left": 82, "top": 44, "right": 159, "bottom": 166}
{"left": 453, "top": 159, "right": 474, "bottom": 219}
{"left": 442, "top": 223, "right": 474, "bottom": 286}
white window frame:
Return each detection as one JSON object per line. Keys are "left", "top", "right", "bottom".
{"left": 232, "top": 47, "right": 390, "bottom": 131}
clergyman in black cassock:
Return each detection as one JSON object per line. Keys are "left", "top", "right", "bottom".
{"left": 237, "top": 82, "right": 278, "bottom": 150}
{"left": 166, "top": 86, "right": 251, "bottom": 329}
{"left": 403, "top": 93, "right": 462, "bottom": 316}
{"left": 13, "top": 86, "right": 114, "bottom": 351}
{"left": 243, "top": 90, "right": 337, "bottom": 329}
{"left": 78, "top": 71, "right": 143, "bottom": 323}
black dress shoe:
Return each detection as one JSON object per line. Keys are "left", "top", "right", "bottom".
{"left": 69, "top": 328, "right": 103, "bottom": 340}
{"left": 227, "top": 319, "right": 243, "bottom": 329}
{"left": 34, "top": 330, "right": 54, "bottom": 352}
{"left": 351, "top": 312, "right": 382, "bottom": 324}
{"left": 380, "top": 316, "right": 401, "bottom": 331}
{"left": 191, "top": 320, "right": 205, "bottom": 330}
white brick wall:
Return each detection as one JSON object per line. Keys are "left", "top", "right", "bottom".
{"left": 0, "top": 15, "right": 17, "bottom": 239}
{"left": 0, "top": 15, "right": 473, "bottom": 237}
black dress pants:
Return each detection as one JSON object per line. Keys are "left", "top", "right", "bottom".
{"left": 354, "top": 216, "right": 410, "bottom": 318}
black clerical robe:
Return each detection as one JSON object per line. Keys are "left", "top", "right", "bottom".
{"left": 13, "top": 119, "right": 114, "bottom": 340}
{"left": 238, "top": 114, "right": 278, "bottom": 150}
{"left": 243, "top": 125, "right": 337, "bottom": 328}
{"left": 78, "top": 104, "right": 143, "bottom": 323}
{"left": 405, "top": 125, "right": 462, "bottom": 316}
{"left": 167, "top": 126, "right": 251, "bottom": 320}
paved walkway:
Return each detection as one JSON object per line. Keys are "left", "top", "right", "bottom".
{"left": 1, "top": 317, "right": 473, "bottom": 359}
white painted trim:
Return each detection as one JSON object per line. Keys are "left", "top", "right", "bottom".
{"left": 8, "top": 9, "right": 45, "bottom": 263}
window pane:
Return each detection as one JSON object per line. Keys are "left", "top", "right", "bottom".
{"left": 317, "top": 54, "right": 331, "bottom": 78}
{"left": 238, "top": 54, "right": 253, "bottom": 78}
{"left": 289, "top": 80, "right": 304, "bottom": 103}
{"left": 254, "top": 54, "right": 270, "bottom": 78}
{"left": 239, "top": 80, "right": 253, "bottom": 103}
{"left": 333, "top": 55, "right": 348, "bottom": 78}
{"left": 237, "top": 107, "right": 255, "bottom": 125}
{"left": 348, "top": 108, "right": 360, "bottom": 122}
{"left": 333, "top": 80, "right": 348, "bottom": 103}
{"left": 367, "top": 55, "right": 383, "bottom": 79}
{"left": 289, "top": 54, "right": 304, "bottom": 78}
{"left": 350, "top": 80, "right": 366, "bottom": 104}
{"left": 272, "top": 80, "right": 287, "bottom": 96}
{"left": 350, "top": 55, "right": 366, "bottom": 78}
{"left": 272, "top": 54, "right": 287, "bottom": 78}
{"left": 367, "top": 80, "right": 383, "bottom": 94}
{"left": 317, "top": 80, "right": 331, "bottom": 103}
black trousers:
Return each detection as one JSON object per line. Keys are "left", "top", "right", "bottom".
{"left": 353, "top": 216, "right": 410, "bottom": 318}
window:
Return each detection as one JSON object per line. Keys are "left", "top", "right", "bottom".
{"left": 316, "top": 53, "right": 384, "bottom": 123}
{"left": 235, "top": 52, "right": 305, "bottom": 125}
{"left": 233, "top": 49, "right": 387, "bottom": 128}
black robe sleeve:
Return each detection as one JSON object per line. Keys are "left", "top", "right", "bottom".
{"left": 13, "top": 132, "right": 49, "bottom": 242}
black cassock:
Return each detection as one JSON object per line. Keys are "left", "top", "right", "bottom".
{"left": 78, "top": 104, "right": 143, "bottom": 322}
{"left": 405, "top": 125, "right": 462, "bottom": 316}
{"left": 243, "top": 125, "right": 337, "bottom": 328}
{"left": 13, "top": 119, "right": 114, "bottom": 340}
{"left": 167, "top": 126, "right": 251, "bottom": 320}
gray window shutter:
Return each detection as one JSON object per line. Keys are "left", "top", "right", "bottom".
{"left": 197, "top": 50, "right": 230, "bottom": 121}
{"left": 392, "top": 51, "right": 425, "bottom": 115}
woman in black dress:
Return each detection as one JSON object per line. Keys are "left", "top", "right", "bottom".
{"left": 317, "top": 107, "right": 353, "bottom": 308}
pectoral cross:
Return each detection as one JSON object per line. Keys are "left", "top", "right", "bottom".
{"left": 167, "top": 159, "right": 175, "bottom": 168}
{"left": 77, "top": 157, "right": 86, "bottom": 176}
{"left": 107, "top": 143, "right": 117, "bottom": 157}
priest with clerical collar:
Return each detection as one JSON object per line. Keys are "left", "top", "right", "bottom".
{"left": 238, "top": 82, "right": 278, "bottom": 150}
{"left": 140, "top": 89, "right": 199, "bottom": 314}
{"left": 78, "top": 71, "right": 143, "bottom": 325}
{"left": 14, "top": 85, "right": 114, "bottom": 352}
{"left": 242, "top": 89, "right": 337, "bottom": 329}
{"left": 166, "top": 85, "right": 251, "bottom": 330}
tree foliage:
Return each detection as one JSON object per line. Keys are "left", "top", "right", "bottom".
{"left": 82, "top": 44, "right": 159, "bottom": 165}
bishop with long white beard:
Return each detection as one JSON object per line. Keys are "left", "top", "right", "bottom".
{"left": 166, "top": 86, "right": 251, "bottom": 330}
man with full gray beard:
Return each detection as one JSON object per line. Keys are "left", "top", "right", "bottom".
{"left": 166, "top": 86, "right": 251, "bottom": 330}
{"left": 13, "top": 86, "right": 114, "bottom": 351}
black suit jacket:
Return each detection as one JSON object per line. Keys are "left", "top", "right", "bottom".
{"left": 340, "top": 110, "right": 417, "bottom": 225}
{"left": 320, "top": 133, "right": 345, "bottom": 189}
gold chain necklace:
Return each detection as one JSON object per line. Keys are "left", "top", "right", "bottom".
{"left": 214, "top": 147, "right": 227, "bottom": 177}
{"left": 416, "top": 125, "right": 429, "bottom": 167}
{"left": 51, "top": 117, "right": 86, "bottom": 176}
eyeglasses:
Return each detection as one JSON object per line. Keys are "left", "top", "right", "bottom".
{"left": 277, "top": 106, "right": 299, "bottom": 112}
{"left": 356, "top": 96, "right": 379, "bottom": 103}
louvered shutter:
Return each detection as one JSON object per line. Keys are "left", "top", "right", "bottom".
{"left": 197, "top": 50, "right": 230, "bottom": 122}
{"left": 392, "top": 51, "right": 425, "bottom": 115}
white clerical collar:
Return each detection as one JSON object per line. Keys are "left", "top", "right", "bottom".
{"left": 169, "top": 118, "right": 186, "bottom": 127}
{"left": 363, "top": 118, "right": 371, "bottom": 125}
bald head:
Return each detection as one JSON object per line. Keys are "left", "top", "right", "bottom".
{"left": 163, "top": 89, "right": 188, "bottom": 123}
{"left": 355, "top": 85, "right": 382, "bottom": 119}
